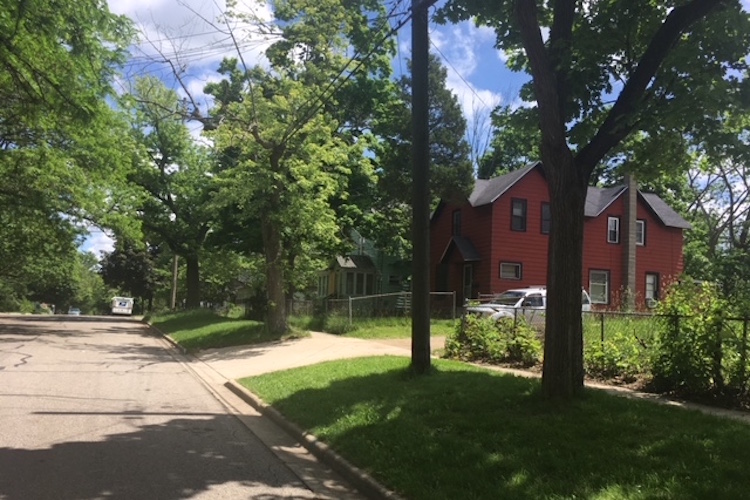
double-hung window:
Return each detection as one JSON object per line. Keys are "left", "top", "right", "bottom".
{"left": 636, "top": 220, "right": 646, "bottom": 246}
{"left": 511, "top": 199, "right": 527, "bottom": 231}
{"left": 645, "top": 273, "right": 659, "bottom": 301}
{"left": 541, "top": 202, "right": 551, "bottom": 234}
{"left": 589, "top": 270, "right": 610, "bottom": 304}
{"left": 607, "top": 217, "right": 620, "bottom": 244}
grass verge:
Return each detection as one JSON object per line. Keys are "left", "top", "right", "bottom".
{"left": 240, "top": 356, "right": 750, "bottom": 500}
{"left": 149, "top": 309, "right": 306, "bottom": 352}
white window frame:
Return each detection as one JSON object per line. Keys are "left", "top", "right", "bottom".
{"left": 607, "top": 217, "right": 620, "bottom": 244}
{"left": 499, "top": 262, "right": 522, "bottom": 280}
{"left": 589, "top": 270, "right": 610, "bottom": 304}
{"left": 636, "top": 219, "right": 646, "bottom": 246}
{"left": 645, "top": 273, "right": 659, "bottom": 301}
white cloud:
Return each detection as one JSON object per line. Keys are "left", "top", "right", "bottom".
{"left": 430, "top": 22, "right": 502, "bottom": 123}
{"left": 109, "top": 0, "right": 275, "bottom": 74}
{"left": 81, "top": 230, "right": 115, "bottom": 259}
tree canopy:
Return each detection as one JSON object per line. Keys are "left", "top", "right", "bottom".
{"left": 0, "top": 0, "right": 133, "bottom": 307}
{"left": 439, "top": 0, "right": 750, "bottom": 398}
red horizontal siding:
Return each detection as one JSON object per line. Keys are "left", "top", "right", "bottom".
{"left": 489, "top": 168, "right": 550, "bottom": 293}
{"left": 429, "top": 168, "right": 685, "bottom": 309}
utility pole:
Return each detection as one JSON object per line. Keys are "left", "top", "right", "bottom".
{"left": 411, "top": 0, "right": 435, "bottom": 374}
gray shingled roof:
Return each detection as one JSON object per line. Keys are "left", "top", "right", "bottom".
{"left": 584, "top": 185, "right": 626, "bottom": 217}
{"left": 469, "top": 164, "right": 691, "bottom": 230}
{"left": 440, "top": 236, "right": 480, "bottom": 263}
{"left": 640, "top": 193, "right": 692, "bottom": 229}
{"left": 470, "top": 161, "right": 541, "bottom": 206}
{"left": 335, "top": 255, "right": 376, "bottom": 270}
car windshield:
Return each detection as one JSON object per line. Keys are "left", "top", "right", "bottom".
{"left": 492, "top": 291, "right": 526, "bottom": 306}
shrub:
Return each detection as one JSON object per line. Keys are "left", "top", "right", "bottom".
{"left": 651, "top": 281, "right": 727, "bottom": 396}
{"left": 324, "top": 314, "right": 359, "bottom": 335}
{"left": 444, "top": 314, "right": 541, "bottom": 366}
{"left": 584, "top": 328, "right": 647, "bottom": 380}
{"left": 505, "top": 320, "right": 542, "bottom": 366}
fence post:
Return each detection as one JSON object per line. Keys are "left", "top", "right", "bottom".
{"left": 600, "top": 312, "right": 605, "bottom": 346}
{"left": 452, "top": 291, "right": 456, "bottom": 321}
{"left": 348, "top": 296, "right": 353, "bottom": 326}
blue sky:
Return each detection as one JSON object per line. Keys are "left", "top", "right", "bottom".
{"left": 105, "top": 0, "right": 530, "bottom": 133}
{"left": 86, "top": 0, "right": 749, "bottom": 257}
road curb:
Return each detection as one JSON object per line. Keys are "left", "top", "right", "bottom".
{"left": 146, "top": 323, "right": 188, "bottom": 355}
{"left": 147, "top": 321, "right": 401, "bottom": 499}
{"left": 225, "top": 380, "right": 405, "bottom": 500}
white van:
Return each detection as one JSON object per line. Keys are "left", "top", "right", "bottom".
{"left": 466, "top": 286, "right": 591, "bottom": 324}
{"left": 111, "top": 297, "right": 134, "bottom": 316}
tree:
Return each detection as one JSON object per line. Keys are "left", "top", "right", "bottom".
{"left": 122, "top": 77, "right": 218, "bottom": 308}
{"left": 0, "top": 1, "right": 134, "bottom": 302}
{"left": 207, "top": 67, "right": 372, "bottom": 334}
{"left": 70, "top": 252, "right": 111, "bottom": 314}
{"left": 100, "top": 240, "right": 160, "bottom": 311}
{"left": 367, "top": 53, "right": 474, "bottom": 257}
{"left": 202, "top": 0, "right": 397, "bottom": 334}
{"left": 439, "top": 0, "right": 750, "bottom": 398}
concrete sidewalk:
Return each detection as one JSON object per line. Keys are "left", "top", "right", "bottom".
{"left": 195, "top": 331, "right": 444, "bottom": 380}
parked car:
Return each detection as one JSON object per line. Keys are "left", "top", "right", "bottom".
{"left": 67, "top": 307, "right": 81, "bottom": 316}
{"left": 465, "top": 286, "right": 592, "bottom": 325}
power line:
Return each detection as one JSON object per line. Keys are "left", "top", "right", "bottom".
{"left": 281, "top": 0, "right": 413, "bottom": 142}
{"left": 429, "top": 36, "right": 494, "bottom": 113}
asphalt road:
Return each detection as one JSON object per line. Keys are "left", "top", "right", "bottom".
{"left": 0, "top": 315, "right": 363, "bottom": 500}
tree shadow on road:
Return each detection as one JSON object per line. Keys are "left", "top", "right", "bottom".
{"left": 0, "top": 413, "right": 321, "bottom": 500}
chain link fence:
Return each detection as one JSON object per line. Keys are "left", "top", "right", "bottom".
{"left": 290, "top": 291, "right": 456, "bottom": 325}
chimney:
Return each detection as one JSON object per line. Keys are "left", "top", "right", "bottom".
{"left": 622, "top": 174, "right": 637, "bottom": 310}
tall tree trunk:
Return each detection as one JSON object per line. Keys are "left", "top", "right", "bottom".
{"left": 542, "top": 158, "right": 588, "bottom": 399}
{"left": 285, "top": 251, "right": 297, "bottom": 312}
{"left": 262, "top": 216, "right": 288, "bottom": 335}
{"left": 185, "top": 254, "right": 201, "bottom": 309}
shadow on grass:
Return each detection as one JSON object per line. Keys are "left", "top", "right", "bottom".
{"left": 149, "top": 309, "right": 242, "bottom": 333}
{"left": 151, "top": 310, "right": 306, "bottom": 352}
{"left": 242, "top": 357, "right": 750, "bottom": 500}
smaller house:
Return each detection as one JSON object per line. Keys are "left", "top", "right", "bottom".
{"left": 318, "top": 229, "right": 409, "bottom": 299}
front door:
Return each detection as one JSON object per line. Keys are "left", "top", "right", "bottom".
{"left": 463, "top": 264, "right": 473, "bottom": 301}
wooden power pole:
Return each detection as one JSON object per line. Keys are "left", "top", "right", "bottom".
{"left": 410, "top": 0, "right": 435, "bottom": 374}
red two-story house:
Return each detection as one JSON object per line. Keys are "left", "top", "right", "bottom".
{"left": 430, "top": 162, "right": 691, "bottom": 309}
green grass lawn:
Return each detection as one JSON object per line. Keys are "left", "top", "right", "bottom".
{"left": 149, "top": 309, "right": 307, "bottom": 352}
{"left": 240, "top": 356, "right": 750, "bottom": 500}
{"left": 289, "top": 314, "right": 456, "bottom": 339}
{"left": 341, "top": 317, "right": 456, "bottom": 339}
